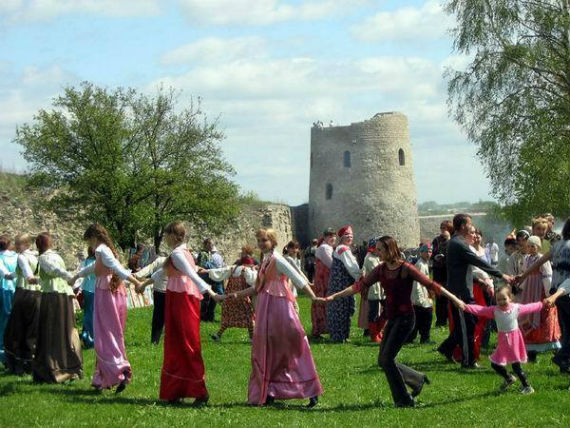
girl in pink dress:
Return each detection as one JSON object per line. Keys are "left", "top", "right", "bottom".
{"left": 70, "top": 224, "right": 143, "bottom": 393}
{"left": 228, "top": 228, "right": 325, "bottom": 408}
{"left": 452, "top": 285, "right": 545, "bottom": 394}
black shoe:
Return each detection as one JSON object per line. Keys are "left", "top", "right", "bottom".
{"left": 363, "top": 329, "right": 370, "bottom": 337}
{"left": 193, "top": 395, "right": 209, "bottom": 407}
{"left": 411, "top": 376, "right": 430, "bottom": 398}
{"left": 527, "top": 351, "right": 538, "bottom": 363}
{"left": 437, "top": 349, "right": 454, "bottom": 363}
{"left": 395, "top": 399, "right": 415, "bottom": 408}
{"left": 264, "top": 395, "right": 275, "bottom": 406}
{"left": 115, "top": 370, "right": 130, "bottom": 394}
{"left": 307, "top": 396, "right": 318, "bottom": 408}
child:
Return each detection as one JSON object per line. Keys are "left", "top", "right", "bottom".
{"left": 202, "top": 247, "right": 257, "bottom": 341}
{"left": 77, "top": 246, "right": 96, "bottom": 348}
{"left": 408, "top": 244, "right": 434, "bottom": 344}
{"left": 451, "top": 285, "right": 544, "bottom": 394}
{"left": 283, "top": 240, "right": 303, "bottom": 313}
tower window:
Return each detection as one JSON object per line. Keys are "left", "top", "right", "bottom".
{"left": 343, "top": 151, "right": 351, "bottom": 168}
{"left": 326, "top": 183, "right": 333, "bottom": 200}
{"left": 398, "top": 148, "right": 405, "bottom": 166}
{"left": 310, "top": 152, "right": 313, "bottom": 168}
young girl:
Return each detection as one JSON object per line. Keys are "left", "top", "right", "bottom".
{"left": 228, "top": 228, "right": 324, "bottom": 407}
{"left": 78, "top": 246, "right": 96, "bottom": 349}
{"left": 33, "top": 233, "right": 83, "bottom": 383}
{"left": 450, "top": 285, "right": 545, "bottom": 394}
{"left": 69, "top": 224, "right": 142, "bottom": 392}
{"left": 0, "top": 235, "right": 18, "bottom": 365}
{"left": 149, "top": 222, "right": 224, "bottom": 405}
{"left": 202, "top": 246, "right": 257, "bottom": 341}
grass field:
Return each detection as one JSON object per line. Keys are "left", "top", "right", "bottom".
{"left": 1, "top": 296, "right": 569, "bottom": 428}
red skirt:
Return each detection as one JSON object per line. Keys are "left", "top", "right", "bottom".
{"left": 160, "top": 290, "right": 208, "bottom": 401}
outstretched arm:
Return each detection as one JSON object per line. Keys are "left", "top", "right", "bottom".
{"left": 518, "top": 250, "right": 552, "bottom": 283}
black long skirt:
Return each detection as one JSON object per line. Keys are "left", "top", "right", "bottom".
{"left": 4, "top": 288, "right": 41, "bottom": 374}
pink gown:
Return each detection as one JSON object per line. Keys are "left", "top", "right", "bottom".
{"left": 464, "top": 302, "right": 544, "bottom": 365}
{"left": 92, "top": 258, "right": 131, "bottom": 388}
{"left": 248, "top": 255, "right": 323, "bottom": 405}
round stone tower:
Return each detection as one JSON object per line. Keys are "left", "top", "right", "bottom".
{"left": 308, "top": 112, "right": 420, "bottom": 248}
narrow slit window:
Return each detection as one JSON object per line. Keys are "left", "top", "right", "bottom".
{"left": 398, "top": 148, "right": 405, "bottom": 166}
{"left": 343, "top": 151, "right": 351, "bottom": 168}
{"left": 326, "top": 183, "right": 333, "bottom": 200}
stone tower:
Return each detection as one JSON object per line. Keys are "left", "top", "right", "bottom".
{"left": 308, "top": 112, "right": 420, "bottom": 248}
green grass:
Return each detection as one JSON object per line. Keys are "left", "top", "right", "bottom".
{"left": 1, "top": 297, "right": 568, "bottom": 428}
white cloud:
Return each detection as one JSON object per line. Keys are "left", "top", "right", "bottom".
{"left": 146, "top": 35, "right": 490, "bottom": 204}
{"left": 161, "top": 37, "right": 268, "bottom": 66}
{"left": 176, "top": 0, "right": 370, "bottom": 26}
{"left": 3, "top": 0, "right": 160, "bottom": 22}
{"left": 351, "top": 0, "right": 454, "bottom": 42}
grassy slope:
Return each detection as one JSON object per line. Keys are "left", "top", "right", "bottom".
{"left": 0, "top": 297, "right": 568, "bottom": 428}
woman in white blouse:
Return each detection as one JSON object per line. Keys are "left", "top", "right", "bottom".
{"left": 150, "top": 221, "right": 223, "bottom": 406}
{"left": 32, "top": 232, "right": 83, "bottom": 383}
{"left": 70, "top": 224, "right": 142, "bottom": 393}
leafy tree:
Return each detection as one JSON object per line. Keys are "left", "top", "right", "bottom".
{"left": 444, "top": 0, "right": 570, "bottom": 225}
{"left": 15, "top": 82, "right": 239, "bottom": 249}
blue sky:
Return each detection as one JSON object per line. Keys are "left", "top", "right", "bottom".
{"left": 0, "top": 0, "right": 490, "bottom": 206}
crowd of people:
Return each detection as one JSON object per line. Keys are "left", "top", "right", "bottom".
{"left": 0, "top": 212, "right": 568, "bottom": 409}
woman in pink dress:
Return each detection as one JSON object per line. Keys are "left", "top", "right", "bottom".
{"left": 451, "top": 285, "right": 546, "bottom": 394}
{"left": 311, "top": 229, "right": 335, "bottom": 338}
{"left": 229, "top": 228, "right": 324, "bottom": 408}
{"left": 70, "top": 224, "right": 142, "bottom": 393}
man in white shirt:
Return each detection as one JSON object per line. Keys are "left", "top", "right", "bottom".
{"left": 408, "top": 244, "right": 434, "bottom": 344}
{"left": 485, "top": 238, "right": 499, "bottom": 267}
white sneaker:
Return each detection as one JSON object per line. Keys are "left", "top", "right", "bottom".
{"left": 500, "top": 375, "right": 517, "bottom": 392}
{"left": 521, "top": 386, "right": 535, "bottom": 395}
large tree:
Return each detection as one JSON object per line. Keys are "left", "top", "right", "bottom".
{"left": 15, "top": 82, "right": 239, "bottom": 249}
{"left": 445, "top": 0, "right": 570, "bottom": 225}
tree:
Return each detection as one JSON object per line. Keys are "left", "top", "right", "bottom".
{"left": 444, "top": 0, "right": 570, "bottom": 225}
{"left": 15, "top": 82, "right": 239, "bottom": 250}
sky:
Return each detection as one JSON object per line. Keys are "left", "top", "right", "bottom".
{"left": 0, "top": 0, "right": 491, "bottom": 206}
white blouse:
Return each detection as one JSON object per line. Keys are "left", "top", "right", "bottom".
{"left": 263, "top": 251, "right": 308, "bottom": 289}
{"left": 135, "top": 256, "right": 167, "bottom": 292}
{"left": 39, "top": 250, "right": 73, "bottom": 280}
{"left": 77, "top": 244, "right": 131, "bottom": 280}
{"left": 18, "top": 250, "right": 38, "bottom": 279}
{"left": 208, "top": 265, "right": 257, "bottom": 287}
{"left": 152, "top": 244, "right": 211, "bottom": 293}
{"left": 315, "top": 244, "right": 333, "bottom": 269}
{"left": 333, "top": 245, "right": 362, "bottom": 280}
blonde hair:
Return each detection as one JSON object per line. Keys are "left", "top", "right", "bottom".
{"left": 164, "top": 221, "right": 186, "bottom": 244}
{"left": 256, "top": 228, "right": 278, "bottom": 248}
{"left": 532, "top": 217, "right": 548, "bottom": 228}
{"left": 15, "top": 233, "right": 31, "bottom": 246}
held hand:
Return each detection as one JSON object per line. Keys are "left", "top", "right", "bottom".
{"left": 28, "top": 277, "right": 38, "bottom": 285}
{"left": 512, "top": 275, "right": 522, "bottom": 286}
{"left": 135, "top": 284, "right": 145, "bottom": 294}
{"left": 212, "top": 294, "right": 225, "bottom": 303}
{"left": 324, "top": 295, "right": 334, "bottom": 303}
{"left": 543, "top": 297, "right": 556, "bottom": 308}
{"left": 454, "top": 300, "right": 466, "bottom": 311}
{"left": 67, "top": 276, "right": 77, "bottom": 287}
{"left": 502, "top": 274, "right": 514, "bottom": 285}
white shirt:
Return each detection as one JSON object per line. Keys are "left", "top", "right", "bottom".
{"left": 152, "top": 244, "right": 211, "bottom": 293}
{"left": 558, "top": 278, "right": 570, "bottom": 295}
{"left": 486, "top": 242, "right": 499, "bottom": 264}
{"left": 39, "top": 250, "right": 73, "bottom": 280}
{"left": 262, "top": 251, "right": 308, "bottom": 289}
{"left": 77, "top": 244, "right": 131, "bottom": 280}
{"left": 18, "top": 249, "right": 38, "bottom": 279}
{"left": 315, "top": 243, "right": 334, "bottom": 269}
{"left": 333, "top": 245, "right": 362, "bottom": 280}
{"left": 135, "top": 256, "right": 167, "bottom": 292}
{"left": 209, "top": 265, "right": 257, "bottom": 287}
{"left": 411, "top": 258, "right": 433, "bottom": 308}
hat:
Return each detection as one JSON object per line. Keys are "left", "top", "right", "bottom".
{"left": 241, "top": 256, "right": 255, "bottom": 266}
{"left": 527, "top": 236, "right": 542, "bottom": 249}
{"left": 516, "top": 229, "right": 530, "bottom": 240}
{"left": 337, "top": 225, "right": 353, "bottom": 238}
{"left": 323, "top": 227, "right": 336, "bottom": 237}
{"left": 418, "top": 243, "right": 430, "bottom": 253}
